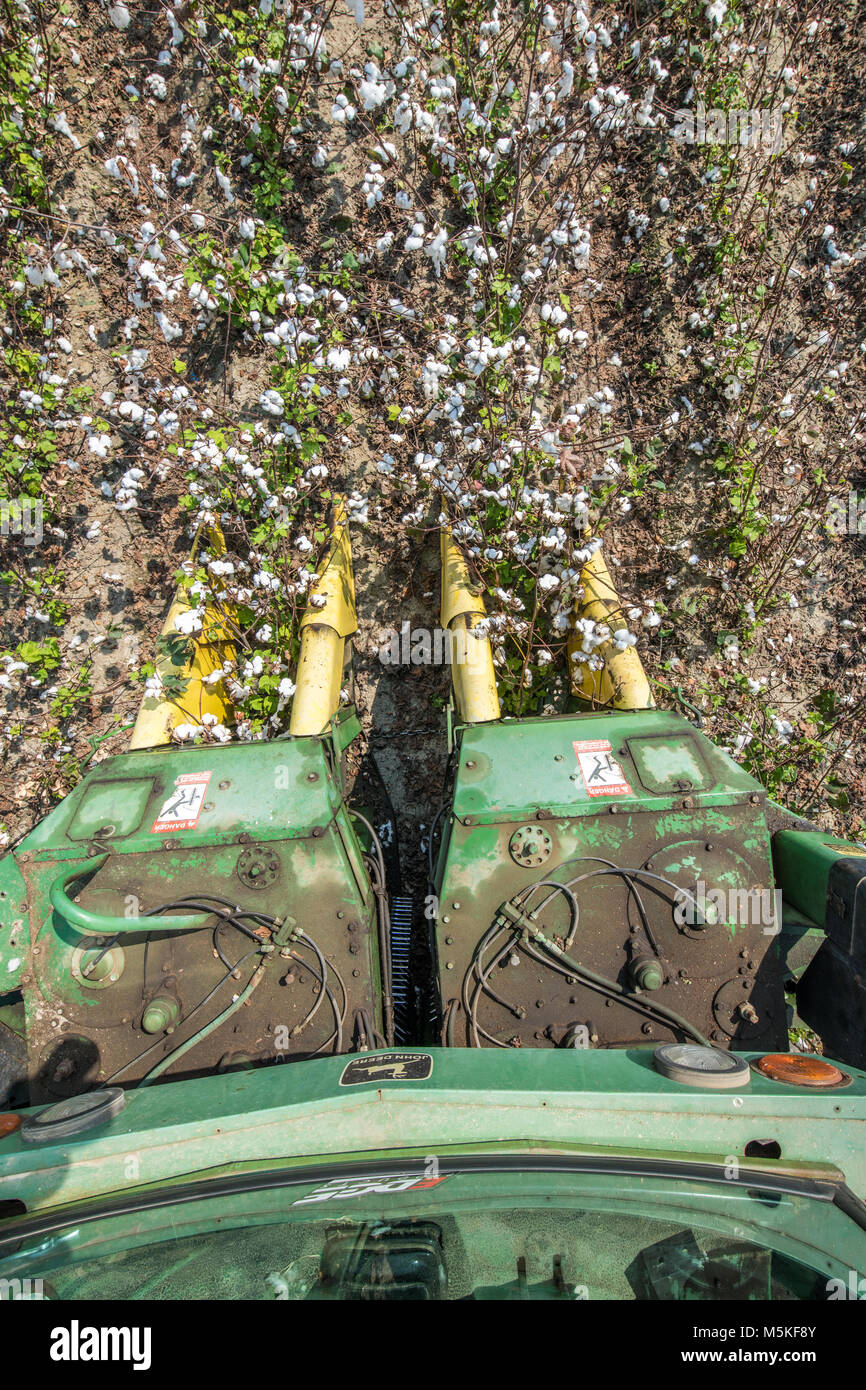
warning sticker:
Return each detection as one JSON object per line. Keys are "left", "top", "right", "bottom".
{"left": 151, "top": 771, "right": 212, "bottom": 833}
{"left": 572, "top": 739, "right": 633, "bottom": 798}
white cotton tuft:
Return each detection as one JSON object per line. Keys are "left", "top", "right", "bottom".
{"left": 108, "top": 4, "right": 131, "bottom": 30}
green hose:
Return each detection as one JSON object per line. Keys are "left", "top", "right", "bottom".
{"left": 137, "top": 961, "right": 266, "bottom": 1087}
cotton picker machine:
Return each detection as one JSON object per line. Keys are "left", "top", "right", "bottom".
{"left": 1, "top": 503, "right": 865, "bottom": 1302}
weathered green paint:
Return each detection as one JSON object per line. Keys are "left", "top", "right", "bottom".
{"left": 1, "top": 1048, "right": 865, "bottom": 1217}
{"left": 434, "top": 709, "right": 784, "bottom": 1050}
{"left": 0, "top": 724, "right": 383, "bottom": 1094}
{"left": 450, "top": 709, "right": 763, "bottom": 824}
{"left": 773, "top": 828, "right": 865, "bottom": 927}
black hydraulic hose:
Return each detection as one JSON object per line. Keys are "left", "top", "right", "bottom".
{"left": 298, "top": 929, "right": 348, "bottom": 1024}
{"left": 462, "top": 921, "right": 517, "bottom": 1048}
{"left": 470, "top": 923, "right": 525, "bottom": 1021}
{"left": 525, "top": 930, "right": 710, "bottom": 1046}
{"left": 147, "top": 898, "right": 264, "bottom": 943}
{"left": 160, "top": 889, "right": 278, "bottom": 921}
{"left": 517, "top": 878, "right": 581, "bottom": 948}
{"left": 531, "top": 859, "right": 661, "bottom": 957}
{"left": 469, "top": 933, "right": 521, "bottom": 1048}
{"left": 427, "top": 804, "right": 447, "bottom": 881}
{"left": 461, "top": 921, "right": 507, "bottom": 1023}
{"left": 283, "top": 947, "right": 330, "bottom": 1037}
{"left": 441, "top": 997, "right": 456, "bottom": 1047}
{"left": 360, "top": 841, "right": 394, "bottom": 1046}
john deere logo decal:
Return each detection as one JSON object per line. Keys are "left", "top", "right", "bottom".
{"left": 340, "top": 1052, "right": 433, "bottom": 1086}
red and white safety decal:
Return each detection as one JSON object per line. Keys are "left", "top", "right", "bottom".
{"left": 151, "top": 770, "right": 212, "bottom": 833}
{"left": 292, "top": 1173, "right": 450, "bottom": 1206}
{"left": 572, "top": 739, "right": 633, "bottom": 797}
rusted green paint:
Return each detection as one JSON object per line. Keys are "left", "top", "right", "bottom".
{"left": 1, "top": 725, "right": 383, "bottom": 1093}
{"left": 433, "top": 709, "right": 782, "bottom": 1050}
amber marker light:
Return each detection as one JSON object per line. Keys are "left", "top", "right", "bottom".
{"left": 755, "top": 1053, "right": 846, "bottom": 1087}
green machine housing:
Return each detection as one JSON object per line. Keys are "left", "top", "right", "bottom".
{"left": 431, "top": 707, "right": 865, "bottom": 1058}
{"left": 0, "top": 714, "right": 386, "bottom": 1101}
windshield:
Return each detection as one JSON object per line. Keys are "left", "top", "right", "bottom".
{"left": 1, "top": 1164, "right": 862, "bottom": 1301}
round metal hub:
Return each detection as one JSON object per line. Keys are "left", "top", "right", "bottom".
{"left": 508, "top": 824, "right": 553, "bottom": 868}
{"left": 236, "top": 846, "right": 281, "bottom": 890}
{"left": 71, "top": 942, "right": 125, "bottom": 989}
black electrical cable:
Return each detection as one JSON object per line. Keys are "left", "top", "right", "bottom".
{"left": 140, "top": 894, "right": 346, "bottom": 1054}
{"left": 464, "top": 854, "right": 710, "bottom": 1046}
{"left": 549, "top": 856, "right": 703, "bottom": 916}
{"left": 160, "top": 890, "right": 278, "bottom": 924}
{"left": 144, "top": 897, "right": 263, "bottom": 973}
{"left": 163, "top": 894, "right": 273, "bottom": 937}
{"left": 563, "top": 868, "right": 659, "bottom": 956}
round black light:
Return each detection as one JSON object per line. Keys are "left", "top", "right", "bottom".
{"left": 19, "top": 1088, "right": 126, "bottom": 1145}
{"left": 653, "top": 1043, "right": 751, "bottom": 1089}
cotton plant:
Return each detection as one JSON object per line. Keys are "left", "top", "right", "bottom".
{"left": 0, "top": 0, "right": 859, "bottom": 808}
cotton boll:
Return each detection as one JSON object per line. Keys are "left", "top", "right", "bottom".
{"left": 87, "top": 433, "right": 113, "bottom": 458}
{"left": 326, "top": 346, "right": 351, "bottom": 371}
{"left": 215, "top": 168, "right": 235, "bottom": 204}
{"left": 144, "top": 73, "right": 168, "bottom": 101}
{"left": 359, "top": 78, "right": 387, "bottom": 110}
